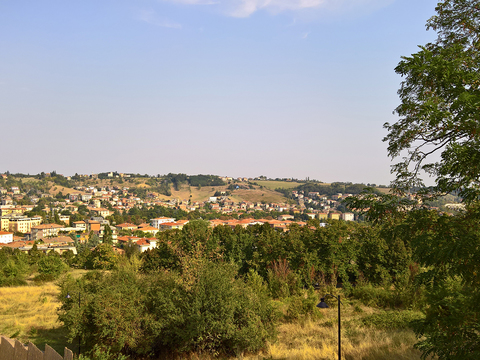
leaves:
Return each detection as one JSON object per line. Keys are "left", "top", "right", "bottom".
{"left": 385, "top": 0, "right": 480, "bottom": 201}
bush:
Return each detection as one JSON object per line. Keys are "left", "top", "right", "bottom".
{"left": 59, "top": 262, "right": 276, "bottom": 358}
{"left": 146, "top": 262, "right": 276, "bottom": 356}
{"left": 0, "top": 249, "right": 30, "bottom": 286}
{"left": 284, "top": 291, "right": 323, "bottom": 322}
{"left": 36, "top": 253, "right": 68, "bottom": 281}
{"left": 267, "top": 259, "right": 300, "bottom": 299}
{"left": 360, "top": 310, "right": 424, "bottom": 329}
{"left": 349, "top": 283, "right": 399, "bottom": 308}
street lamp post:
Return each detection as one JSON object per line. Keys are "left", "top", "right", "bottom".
{"left": 66, "top": 292, "right": 81, "bottom": 355}
{"left": 317, "top": 294, "right": 342, "bottom": 360}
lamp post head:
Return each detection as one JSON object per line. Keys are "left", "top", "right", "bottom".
{"left": 317, "top": 298, "right": 329, "bottom": 308}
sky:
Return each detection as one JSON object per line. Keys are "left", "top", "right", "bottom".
{"left": 0, "top": 0, "right": 440, "bottom": 185}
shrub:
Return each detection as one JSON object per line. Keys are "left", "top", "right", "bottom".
{"left": 360, "top": 310, "right": 424, "bottom": 329}
{"left": 36, "top": 253, "right": 68, "bottom": 281}
{"left": 284, "top": 291, "right": 323, "bottom": 322}
{"left": 349, "top": 283, "right": 399, "bottom": 308}
{"left": 145, "top": 262, "right": 277, "bottom": 356}
{"left": 0, "top": 249, "right": 30, "bottom": 286}
{"left": 267, "top": 258, "right": 300, "bottom": 299}
{"left": 59, "top": 262, "right": 276, "bottom": 358}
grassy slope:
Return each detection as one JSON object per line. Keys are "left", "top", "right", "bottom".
{"left": 0, "top": 283, "right": 72, "bottom": 355}
{"left": 256, "top": 300, "right": 428, "bottom": 360}
{"left": 229, "top": 188, "right": 287, "bottom": 203}
{"left": 157, "top": 183, "right": 290, "bottom": 204}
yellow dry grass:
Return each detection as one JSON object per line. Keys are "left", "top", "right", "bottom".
{"left": 230, "top": 189, "right": 287, "bottom": 203}
{"left": 170, "top": 184, "right": 223, "bottom": 202}
{"left": 241, "top": 299, "right": 429, "bottom": 360}
{"left": 375, "top": 187, "right": 392, "bottom": 194}
{"left": 258, "top": 320, "right": 424, "bottom": 360}
{"left": 0, "top": 283, "right": 69, "bottom": 353}
{"left": 48, "top": 185, "right": 84, "bottom": 196}
{"left": 160, "top": 183, "right": 290, "bottom": 204}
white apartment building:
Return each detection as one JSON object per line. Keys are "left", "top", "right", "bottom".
{"left": 150, "top": 217, "right": 175, "bottom": 229}
{"left": 0, "top": 231, "right": 14, "bottom": 243}
{"left": 341, "top": 213, "right": 355, "bottom": 221}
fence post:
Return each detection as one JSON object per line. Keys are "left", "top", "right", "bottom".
{"left": 0, "top": 337, "right": 73, "bottom": 360}
{"left": 14, "top": 340, "right": 28, "bottom": 360}
{"left": 0, "top": 336, "right": 15, "bottom": 360}
{"left": 63, "top": 348, "right": 73, "bottom": 360}
{"left": 44, "top": 345, "right": 63, "bottom": 360}
{"left": 27, "top": 342, "right": 44, "bottom": 360}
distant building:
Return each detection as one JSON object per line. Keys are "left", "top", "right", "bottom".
{"left": 0, "top": 231, "right": 14, "bottom": 243}
{"left": 1, "top": 215, "right": 42, "bottom": 234}
{"left": 31, "top": 223, "right": 63, "bottom": 240}
{"left": 328, "top": 212, "right": 341, "bottom": 220}
{"left": 150, "top": 217, "right": 175, "bottom": 229}
{"left": 341, "top": 213, "right": 355, "bottom": 221}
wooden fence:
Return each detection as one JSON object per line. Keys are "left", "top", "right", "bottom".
{"left": 0, "top": 336, "right": 73, "bottom": 360}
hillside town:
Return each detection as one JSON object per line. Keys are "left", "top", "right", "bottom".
{"left": 0, "top": 172, "right": 361, "bottom": 252}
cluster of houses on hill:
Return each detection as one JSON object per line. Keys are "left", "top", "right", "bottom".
{"left": 0, "top": 174, "right": 362, "bottom": 254}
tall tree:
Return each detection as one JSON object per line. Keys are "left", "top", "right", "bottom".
{"left": 384, "top": 0, "right": 480, "bottom": 202}
{"left": 381, "top": 1, "right": 480, "bottom": 358}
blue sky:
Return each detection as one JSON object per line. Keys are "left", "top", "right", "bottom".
{"left": 0, "top": 0, "right": 439, "bottom": 185}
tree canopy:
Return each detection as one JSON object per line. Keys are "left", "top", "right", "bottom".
{"left": 373, "top": 1, "right": 480, "bottom": 358}
{"left": 384, "top": 0, "right": 480, "bottom": 202}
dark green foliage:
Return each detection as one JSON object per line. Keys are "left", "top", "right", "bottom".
{"left": 28, "top": 243, "right": 45, "bottom": 265}
{"left": 403, "top": 205, "right": 480, "bottom": 359}
{"left": 160, "top": 173, "right": 225, "bottom": 190}
{"left": 146, "top": 262, "right": 276, "bottom": 356}
{"left": 412, "top": 277, "right": 480, "bottom": 360}
{"left": 294, "top": 182, "right": 375, "bottom": 196}
{"left": 89, "top": 243, "right": 118, "bottom": 270}
{"left": 58, "top": 260, "right": 276, "bottom": 358}
{"left": 123, "top": 240, "right": 141, "bottom": 259}
{"left": 188, "top": 174, "right": 225, "bottom": 187}
{"left": 349, "top": 283, "right": 400, "bottom": 309}
{"left": 142, "top": 218, "right": 417, "bottom": 292}
{"left": 0, "top": 248, "right": 30, "bottom": 286}
{"left": 360, "top": 310, "right": 424, "bottom": 329}
{"left": 35, "top": 252, "right": 68, "bottom": 281}
{"left": 102, "top": 225, "right": 113, "bottom": 245}
{"left": 384, "top": 0, "right": 480, "bottom": 201}
{"left": 51, "top": 174, "right": 74, "bottom": 188}
{"left": 266, "top": 258, "right": 301, "bottom": 299}
{"left": 284, "top": 291, "right": 323, "bottom": 322}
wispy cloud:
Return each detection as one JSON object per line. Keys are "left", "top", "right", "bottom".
{"left": 301, "top": 31, "right": 310, "bottom": 39}
{"left": 137, "top": 9, "right": 182, "bottom": 29}
{"left": 229, "top": 0, "right": 325, "bottom": 18}
{"left": 161, "top": 0, "right": 393, "bottom": 18}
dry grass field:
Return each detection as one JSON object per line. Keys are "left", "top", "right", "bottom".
{"left": 229, "top": 189, "right": 288, "bottom": 203}
{"left": 259, "top": 321, "right": 423, "bottom": 360}
{"left": 168, "top": 184, "right": 225, "bottom": 202}
{"left": 0, "top": 283, "right": 71, "bottom": 354}
{"left": 253, "top": 305, "right": 427, "bottom": 360}
{"left": 157, "top": 183, "right": 291, "bottom": 204}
